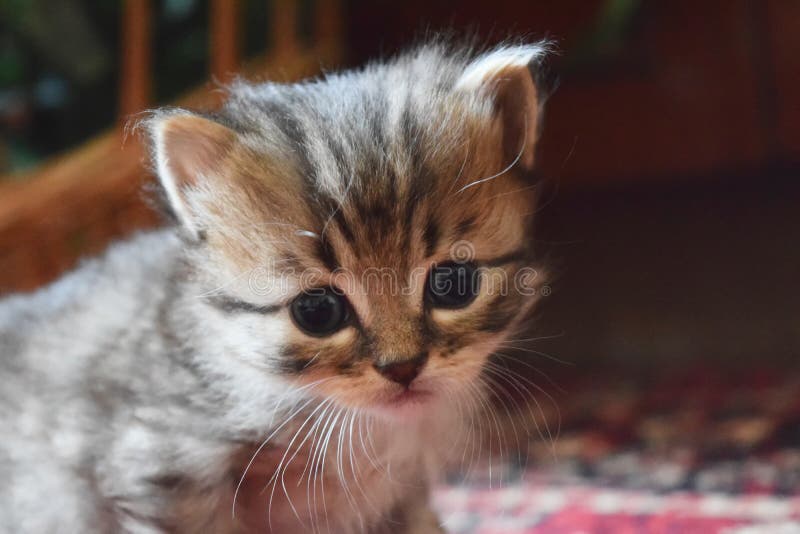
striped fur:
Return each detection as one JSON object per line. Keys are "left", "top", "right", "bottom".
{"left": 0, "top": 41, "right": 549, "bottom": 533}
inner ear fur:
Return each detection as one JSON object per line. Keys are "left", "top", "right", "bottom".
{"left": 149, "top": 112, "right": 237, "bottom": 239}
{"left": 456, "top": 45, "right": 547, "bottom": 170}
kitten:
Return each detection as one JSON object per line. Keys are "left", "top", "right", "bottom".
{"left": 0, "top": 41, "right": 549, "bottom": 533}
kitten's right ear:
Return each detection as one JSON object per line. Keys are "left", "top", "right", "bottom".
{"left": 148, "top": 112, "right": 236, "bottom": 240}
{"left": 456, "top": 44, "right": 550, "bottom": 171}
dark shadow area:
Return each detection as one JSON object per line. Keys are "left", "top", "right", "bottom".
{"left": 534, "top": 171, "right": 800, "bottom": 372}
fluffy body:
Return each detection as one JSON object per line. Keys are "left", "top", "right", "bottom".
{"left": 0, "top": 41, "right": 547, "bottom": 533}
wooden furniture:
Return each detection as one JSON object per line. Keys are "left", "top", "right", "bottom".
{"left": 0, "top": 0, "right": 343, "bottom": 294}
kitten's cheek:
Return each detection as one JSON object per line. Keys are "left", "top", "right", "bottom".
{"left": 432, "top": 331, "right": 506, "bottom": 362}
{"left": 312, "top": 372, "right": 376, "bottom": 407}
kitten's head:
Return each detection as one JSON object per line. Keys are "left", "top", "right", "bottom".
{"left": 147, "top": 43, "right": 549, "bottom": 418}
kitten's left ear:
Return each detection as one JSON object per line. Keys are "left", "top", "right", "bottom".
{"left": 147, "top": 111, "right": 237, "bottom": 240}
{"left": 456, "top": 44, "right": 549, "bottom": 170}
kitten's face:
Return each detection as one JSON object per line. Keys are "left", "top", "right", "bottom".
{"left": 150, "top": 44, "right": 547, "bottom": 418}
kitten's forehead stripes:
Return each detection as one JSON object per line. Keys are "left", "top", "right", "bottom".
{"left": 324, "top": 198, "right": 358, "bottom": 247}
{"left": 201, "top": 44, "right": 545, "bottom": 324}
{"left": 423, "top": 215, "right": 441, "bottom": 258}
{"left": 316, "top": 235, "right": 341, "bottom": 272}
{"left": 255, "top": 99, "right": 319, "bottom": 183}
{"left": 455, "top": 215, "right": 478, "bottom": 237}
{"left": 245, "top": 96, "right": 364, "bottom": 258}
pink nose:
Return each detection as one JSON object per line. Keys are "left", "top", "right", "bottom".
{"left": 373, "top": 354, "right": 427, "bottom": 388}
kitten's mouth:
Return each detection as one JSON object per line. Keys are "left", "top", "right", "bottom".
{"left": 375, "top": 387, "right": 433, "bottom": 415}
{"left": 390, "top": 388, "right": 431, "bottom": 405}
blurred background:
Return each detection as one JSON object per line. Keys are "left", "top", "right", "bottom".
{"left": 1, "top": 1, "right": 799, "bottom": 530}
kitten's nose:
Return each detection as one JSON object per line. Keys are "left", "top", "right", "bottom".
{"left": 373, "top": 353, "right": 428, "bottom": 388}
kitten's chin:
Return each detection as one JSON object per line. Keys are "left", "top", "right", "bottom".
{"left": 370, "top": 387, "right": 435, "bottom": 420}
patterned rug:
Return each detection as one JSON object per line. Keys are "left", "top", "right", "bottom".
{"left": 434, "top": 365, "right": 800, "bottom": 533}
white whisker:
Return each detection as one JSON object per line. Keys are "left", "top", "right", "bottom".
{"left": 231, "top": 377, "right": 333, "bottom": 519}
{"left": 267, "top": 398, "right": 333, "bottom": 530}
{"left": 457, "top": 114, "right": 527, "bottom": 194}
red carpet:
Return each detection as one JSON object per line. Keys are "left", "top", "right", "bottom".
{"left": 435, "top": 365, "right": 800, "bottom": 533}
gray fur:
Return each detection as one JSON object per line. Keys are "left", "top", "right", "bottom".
{"left": 0, "top": 42, "right": 547, "bottom": 533}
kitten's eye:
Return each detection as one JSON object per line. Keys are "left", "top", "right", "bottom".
{"left": 426, "top": 262, "right": 480, "bottom": 309}
{"left": 290, "top": 288, "right": 349, "bottom": 336}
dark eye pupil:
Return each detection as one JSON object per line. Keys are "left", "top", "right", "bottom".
{"left": 290, "top": 289, "right": 348, "bottom": 336}
{"left": 426, "top": 262, "right": 480, "bottom": 308}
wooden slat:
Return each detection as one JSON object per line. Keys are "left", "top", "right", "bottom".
{"left": 119, "top": 0, "right": 152, "bottom": 120}
{"left": 210, "top": 0, "right": 241, "bottom": 84}
{"left": 272, "top": 0, "right": 299, "bottom": 57}
{"left": 765, "top": 0, "right": 800, "bottom": 160}
{"left": 315, "top": 0, "right": 342, "bottom": 55}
